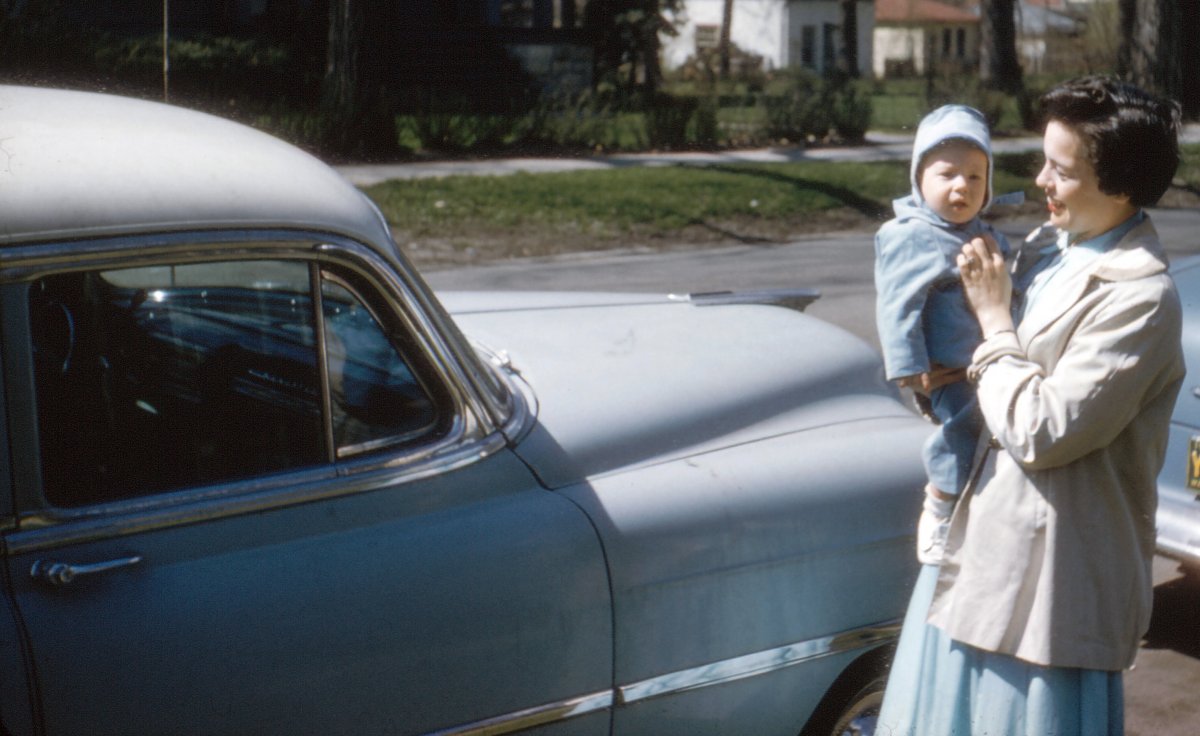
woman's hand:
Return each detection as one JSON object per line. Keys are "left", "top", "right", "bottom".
{"left": 958, "top": 234, "right": 1015, "bottom": 338}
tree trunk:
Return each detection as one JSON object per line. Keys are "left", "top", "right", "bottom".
{"left": 636, "top": 0, "right": 664, "bottom": 95}
{"left": 1118, "top": 0, "right": 1181, "bottom": 102}
{"left": 719, "top": 0, "right": 733, "bottom": 78}
{"left": 321, "top": 0, "right": 398, "bottom": 159}
{"left": 978, "top": 0, "right": 1023, "bottom": 94}
{"left": 840, "top": 0, "right": 859, "bottom": 77}
{"left": 1182, "top": 0, "right": 1199, "bottom": 118}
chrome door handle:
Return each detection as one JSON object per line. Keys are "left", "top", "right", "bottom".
{"left": 30, "top": 555, "right": 143, "bottom": 587}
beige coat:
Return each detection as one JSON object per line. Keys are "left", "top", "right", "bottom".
{"left": 927, "top": 216, "right": 1185, "bottom": 671}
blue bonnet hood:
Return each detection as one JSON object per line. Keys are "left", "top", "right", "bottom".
{"left": 910, "top": 104, "right": 995, "bottom": 211}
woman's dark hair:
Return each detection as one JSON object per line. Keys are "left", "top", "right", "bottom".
{"left": 1040, "top": 76, "right": 1180, "bottom": 207}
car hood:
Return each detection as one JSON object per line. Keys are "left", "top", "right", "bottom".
{"left": 443, "top": 291, "right": 914, "bottom": 489}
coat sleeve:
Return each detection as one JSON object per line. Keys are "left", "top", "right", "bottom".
{"left": 971, "top": 277, "right": 1182, "bottom": 470}
{"left": 874, "top": 222, "right": 949, "bottom": 379}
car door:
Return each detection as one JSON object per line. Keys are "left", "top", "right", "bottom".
{"left": 1158, "top": 259, "right": 1200, "bottom": 565}
{"left": 1, "top": 242, "right": 613, "bottom": 736}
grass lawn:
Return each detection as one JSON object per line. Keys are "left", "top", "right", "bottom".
{"left": 366, "top": 145, "right": 1200, "bottom": 267}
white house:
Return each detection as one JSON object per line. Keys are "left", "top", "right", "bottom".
{"left": 872, "top": 0, "right": 980, "bottom": 78}
{"left": 660, "top": 0, "right": 875, "bottom": 77}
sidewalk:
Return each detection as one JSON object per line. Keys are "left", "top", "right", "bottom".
{"left": 335, "top": 125, "right": 1200, "bottom": 186}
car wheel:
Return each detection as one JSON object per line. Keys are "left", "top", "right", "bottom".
{"left": 821, "top": 673, "right": 886, "bottom": 736}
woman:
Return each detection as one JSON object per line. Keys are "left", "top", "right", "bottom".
{"left": 876, "top": 76, "right": 1185, "bottom": 735}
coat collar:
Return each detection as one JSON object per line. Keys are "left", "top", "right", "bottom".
{"left": 1016, "top": 216, "right": 1168, "bottom": 342}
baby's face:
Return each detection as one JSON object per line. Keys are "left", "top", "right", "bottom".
{"left": 919, "top": 141, "right": 988, "bottom": 225}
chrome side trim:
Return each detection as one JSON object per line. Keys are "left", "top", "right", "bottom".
{"left": 618, "top": 619, "right": 901, "bottom": 705}
{"left": 424, "top": 690, "right": 613, "bottom": 736}
{"left": 417, "top": 619, "right": 900, "bottom": 736}
{"left": 678, "top": 288, "right": 822, "bottom": 312}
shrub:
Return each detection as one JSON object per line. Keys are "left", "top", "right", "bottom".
{"left": 830, "top": 79, "right": 874, "bottom": 143}
{"left": 764, "top": 71, "right": 839, "bottom": 142}
{"left": 645, "top": 94, "right": 700, "bottom": 149}
{"left": 690, "top": 95, "right": 721, "bottom": 148}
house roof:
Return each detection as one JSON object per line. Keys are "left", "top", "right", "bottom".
{"left": 876, "top": 0, "right": 979, "bottom": 24}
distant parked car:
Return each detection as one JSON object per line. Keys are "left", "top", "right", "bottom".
{"left": 1158, "top": 256, "right": 1200, "bottom": 576}
{"left": 0, "top": 85, "right": 930, "bottom": 736}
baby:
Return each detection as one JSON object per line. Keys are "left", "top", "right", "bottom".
{"left": 874, "top": 105, "right": 1018, "bottom": 565}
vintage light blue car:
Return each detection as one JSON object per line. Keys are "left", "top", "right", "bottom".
{"left": 0, "top": 86, "right": 930, "bottom": 736}
{"left": 1158, "top": 255, "right": 1200, "bottom": 575}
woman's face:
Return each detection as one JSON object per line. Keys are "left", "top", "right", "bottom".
{"left": 1035, "top": 120, "right": 1134, "bottom": 241}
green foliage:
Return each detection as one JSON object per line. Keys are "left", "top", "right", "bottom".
{"left": 764, "top": 72, "right": 832, "bottom": 142}
{"left": 1175, "top": 144, "right": 1200, "bottom": 190}
{"left": 88, "top": 34, "right": 294, "bottom": 100}
{"left": 830, "top": 79, "right": 874, "bottom": 143}
{"left": 510, "top": 92, "right": 650, "bottom": 152}
{"left": 645, "top": 94, "right": 700, "bottom": 149}
{"left": 0, "top": 0, "right": 91, "bottom": 80}
{"left": 763, "top": 72, "right": 878, "bottom": 143}
{"left": 400, "top": 112, "right": 520, "bottom": 152}
{"left": 690, "top": 96, "right": 722, "bottom": 148}
{"left": 763, "top": 71, "right": 873, "bottom": 143}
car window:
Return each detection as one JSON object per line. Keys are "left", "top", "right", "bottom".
{"left": 322, "top": 276, "right": 440, "bottom": 455}
{"left": 30, "top": 259, "right": 442, "bottom": 507}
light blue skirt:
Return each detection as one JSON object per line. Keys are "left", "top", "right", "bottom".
{"left": 876, "top": 564, "right": 1124, "bottom": 736}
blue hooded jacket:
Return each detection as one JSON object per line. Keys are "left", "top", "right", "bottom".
{"left": 874, "top": 105, "right": 1018, "bottom": 380}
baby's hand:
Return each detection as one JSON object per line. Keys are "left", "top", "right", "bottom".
{"left": 896, "top": 373, "right": 933, "bottom": 395}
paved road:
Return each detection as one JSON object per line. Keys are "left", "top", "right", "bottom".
{"left": 422, "top": 207, "right": 1200, "bottom": 736}
{"left": 423, "top": 208, "right": 1200, "bottom": 352}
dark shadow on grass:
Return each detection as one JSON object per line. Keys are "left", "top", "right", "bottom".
{"left": 680, "top": 218, "right": 779, "bottom": 244}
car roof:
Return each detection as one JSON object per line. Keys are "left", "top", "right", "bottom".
{"left": 0, "top": 85, "right": 393, "bottom": 248}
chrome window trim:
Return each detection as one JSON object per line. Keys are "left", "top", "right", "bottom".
{"left": 315, "top": 241, "right": 509, "bottom": 434}
{"left": 470, "top": 341, "right": 537, "bottom": 445}
{"left": 416, "top": 619, "right": 900, "bottom": 736}
{"left": 7, "top": 427, "right": 505, "bottom": 555}
{"left": 0, "top": 230, "right": 499, "bottom": 439}
{"left": 0, "top": 229, "right": 523, "bottom": 539}
{"left": 318, "top": 267, "right": 448, "bottom": 459}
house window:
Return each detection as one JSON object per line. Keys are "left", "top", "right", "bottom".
{"left": 942, "top": 28, "right": 952, "bottom": 57}
{"left": 800, "top": 25, "right": 816, "bottom": 67}
{"left": 956, "top": 28, "right": 966, "bottom": 58}
{"left": 822, "top": 23, "right": 839, "bottom": 70}
{"left": 696, "top": 24, "right": 720, "bottom": 51}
